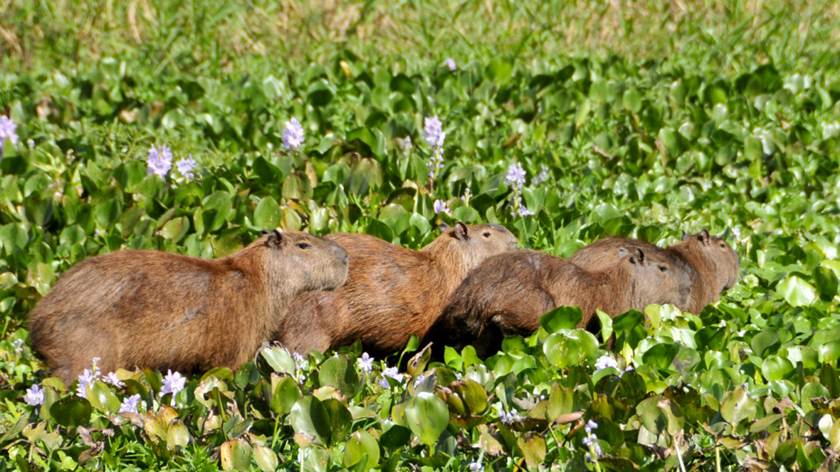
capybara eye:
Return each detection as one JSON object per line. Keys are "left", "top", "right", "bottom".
{"left": 658, "top": 265, "right": 668, "bottom": 272}
{"left": 482, "top": 231, "right": 491, "bottom": 238}
{"left": 296, "top": 242, "right": 312, "bottom": 250}
{"left": 719, "top": 243, "right": 726, "bottom": 248}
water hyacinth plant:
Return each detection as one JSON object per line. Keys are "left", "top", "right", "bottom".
{"left": 1, "top": 1, "right": 839, "bottom": 470}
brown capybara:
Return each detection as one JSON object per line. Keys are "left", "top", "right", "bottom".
{"left": 570, "top": 229, "right": 739, "bottom": 313}
{"left": 425, "top": 245, "right": 692, "bottom": 356}
{"left": 29, "top": 230, "right": 349, "bottom": 383}
{"left": 275, "top": 222, "right": 519, "bottom": 355}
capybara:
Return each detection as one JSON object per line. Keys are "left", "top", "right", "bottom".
{"left": 570, "top": 229, "right": 739, "bottom": 313}
{"left": 275, "top": 222, "right": 519, "bottom": 355}
{"left": 426, "top": 245, "right": 692, "bottom": 356}
{"left": 29, "top": 230, "right": 349, "bottom": 383}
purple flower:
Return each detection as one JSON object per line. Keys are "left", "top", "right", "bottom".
{"left": 468, "top": 459, "right": 483, "bottom": 471}
{"left": 24, "top": 384, "right": 44, "bottom": 406}
{"left": 76, "top": 368, "right": 98, "bottom": 398}
{"left": 282, "top": 117, "right": 305, "bottom": 151}
{"left": 161, "top": 369, "right": 186, "bottom": 402}
{"left": 379, "top": 366, "right": 403, "bottom": 387}
{"left": 147, "top": 145, "right": 173, "bottom": 178}
{"left": 499, "top": 410, "right": 522, "bottom": 425}
{"left": 0, "top": 115, "right": 18, "bottom": 154}
{"left": 119, "top": 394, "right": 142, "bottom": 414}
{"left": 505, "top": 162, "right": 526, "bottom": 188}
{"left": 423, "top": 116, "right": 445, "bottom": 149}
{"left": 444, "top": 58, "right": 457, "bottom": 71}
{"left": 518, "top": 205, "right": 534, "bottom": 217}
{"left": 104, "top": 372, "right": 124, "bottom": 388}
{"left": 176, "top": 155, "right": 197, "bottom": 180}
{"left": 585, "top": 419, "right": 598, "bottom": 434}
{"left": 357, "top": 352, "right": 374, "bottom": 374}
{"left": 433, "top": 199, "right": 451, "bottom": 215}
{"left": 594, "top": 355, "right": 618, "bottom": 372}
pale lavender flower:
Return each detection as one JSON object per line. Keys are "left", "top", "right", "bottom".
{"left": 433, "top": 199, "right": 451, "bottom": 215}
{"left": 147, "top": 145, "right": 173, "bottom": 178}
{"left": 505, "top": 162, "right": 527, "bottom": 188}
{"left": 413, "top": 374, "right": 426, "bottom": 387}
{"left": 499, "top": 409, "right": 522, "bottom": 425}
{"left": 594, "top": 355, "right": 618, "bottom": 372}
{"left": 161, "top": 369, "right": 186, "bottom": 401}
{"left": 76, "top": 368, "right": 98, "bottom": 398}
{"left": 423, "top": 116, "right": 445, "bottom": 149}
{"left": 468, "top": 459, "right": 483, "bottom": 471}
{"left": 282, "top": 117, "right": 305, "bottom": 151}
{"left": 24, "top": 384, "right": 44, "bottom": 406}
{"left": 292, "top": 352, "right": 309, "bottom": 371}
{"left": 118, "top": 394, "right": 142, "bottom": 414}
{"left": 104, "top": 372, "right": 124, "bottom": 388}
{"left": 444, "top": 58, "right": 457, "bottom": 71}
{"left": 0, "top": 115, "right": 18, "bottom": 154}
{"left": 379, "top": 366, "right": 403, "bottom": 387}
{"left": 176, "top": 155, "right": 197, "bottom": 180}
{"left": 518, "top": 205, "right": 534, "bottom": 217}
{"left": 585, "top": 419, "right": 598, "bottom": 434}
{"left": 357, "top": 352, "right": 374, "bottom": 374}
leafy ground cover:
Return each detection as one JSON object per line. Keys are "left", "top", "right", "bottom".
{"left": 1, "top": 0, "right": 839, "bottom": 470}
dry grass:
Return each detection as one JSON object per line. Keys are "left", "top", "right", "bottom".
{"left": 1, "top": 0, "right": 837, "bottom": 71}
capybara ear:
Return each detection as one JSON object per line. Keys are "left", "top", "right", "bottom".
{"left": 635, "top": 248, "right": 646, "bottom": 264}
{"left": 453, "top": 222, "right": 469, "bottom": 240}
{"left": 439, "top": 223, "right": 450, "bottom": 232}
{"left": 266, "top": 229, "right": 284, "bottom": 249}
{"left": 697, "top": 229, "right": 711, "bottom": 245}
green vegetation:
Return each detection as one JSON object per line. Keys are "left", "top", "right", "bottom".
{"left": 1, "top": 0, "right": 839, "bottom": 469}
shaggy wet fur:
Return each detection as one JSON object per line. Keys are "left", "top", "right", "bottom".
{"left": 29, "top": 231, "right": 349, "bottom": 383}
{"left": 276, "top": 223, "right": 519, "bottom": 355}
{"left": 570, "top": 230, "right": 739, "bottom": 313}
{"left": 426, "top": 246, "right": 691, "bottom": 356}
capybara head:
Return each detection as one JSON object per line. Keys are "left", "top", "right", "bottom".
{"left": 617, "top": 246, "right": 693, "bottom": 310}
{"left": 678, "top": 229, "right": 740, "bottom": 294}
{"left": 432, "top": 222, "right": 519, "bottom": 273}
{"left": 255, "top": 229, "right": 349, "bottom": 294}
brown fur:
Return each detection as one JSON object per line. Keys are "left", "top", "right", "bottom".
{"left": 570, "top": 230, "right": 739, "bottom": 313}
{"left": 426, "top": 246, "right": 691, "bottom": 356}
{"left": 29, "top": 231, "right": 349, "bottom": 383}
{"left": 276, "top": 223, "right": 519, "bottom": 355}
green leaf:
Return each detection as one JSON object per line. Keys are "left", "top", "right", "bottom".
{"left": 642, "top": 343, "right": 679, "bottom": 371}
{"left": 86, "top": 380, "right": 121, "bottom": 413}
{"left": 261, "top": 347, "right": 296, "bottom": 375}
{"left": 166, "top": 422, "right": 190, "bottom": 450}
{"left": 543, "top": 329, "right": 599, "bottom": 368}
{"left": 343, "top": 430, "right": 380, "bottom": 470}
{"left": 50, "top": 396, "right": 91, "bottom": 427}
{"left": 539, "top": 306, "right": 582, "bottom": 333}
{"left": 220, "top": 438, "right": 252, "bottom": 471}
{"left": 253, "top": 445, "right": 279, "bottom": 472}
{"left": 254, "top": 196, "right": 281, "bottom": 229}
{"left": 318, "top": 355, "right": 360, "bottom": 397}
{"left": 517, "top": 434, "right": 546, "bottom": 471}
{"left": 405, "top": 392, "right": 449, "bottom": 448}
{"left": 270, "top": 375, "right": 301, "bottom": 415}
{"left": 761, "top": 355, "right": 794, "bottom": 381}
{"left": 289, "top": 396, "right": 331, "bottom": 445}
{"left": 160, "top": 216, "right": 190, "bottom": 242}
{"left": 720, "top": 386, "right": 757, "bottom": 426}
{"left": 777, "top": 275, "right": 817, "bottom": 307}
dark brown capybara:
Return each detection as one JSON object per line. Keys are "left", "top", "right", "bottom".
{"left": 29, "top": 230, "right": 349, "bottom": 383}
{"left": 570, "top": 229, "right": 739, "bottom": 313}
{"left": 425, "top": 245, "right": 692, "bottom": 357}
{"left": 275, "top": 222, "right": 519, "bottom": 355}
